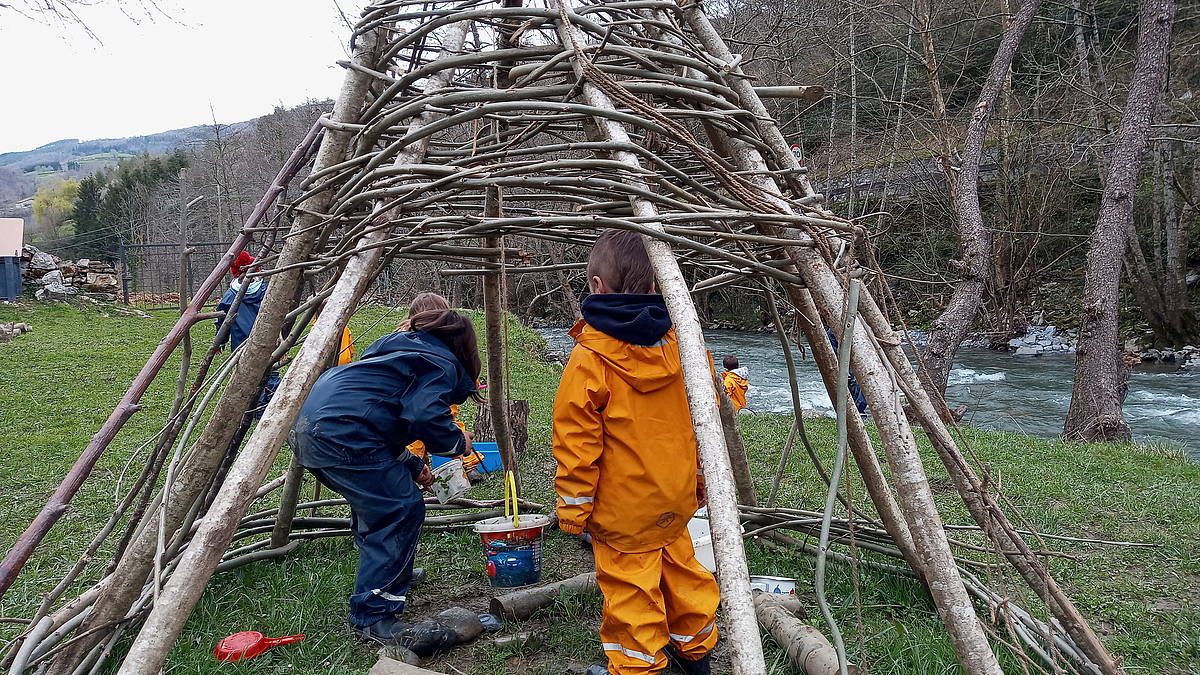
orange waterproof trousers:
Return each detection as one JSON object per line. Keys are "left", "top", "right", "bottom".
{"left": 592, "top": 533, "right": 719, "bottom": 673}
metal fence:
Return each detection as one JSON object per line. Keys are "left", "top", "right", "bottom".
{"left": 118, "top": 242, "right": 233, "bottom": 308}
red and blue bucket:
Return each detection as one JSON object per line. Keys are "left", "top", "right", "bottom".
{"left": 472, "top": 514, "right": 551, "bottom": 588}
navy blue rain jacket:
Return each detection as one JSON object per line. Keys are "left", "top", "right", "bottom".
{"left": 292, "top": 331, "right": 477, "bottom": 470}
{"left": 215, "top": 279, "right": 268, "bottom": 351}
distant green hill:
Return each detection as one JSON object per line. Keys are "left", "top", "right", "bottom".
{"left": 0, "top": 122, "right": 250, "bottom": 172}
{"left": 0, "top": 121, "right": 251, "bottom": 211}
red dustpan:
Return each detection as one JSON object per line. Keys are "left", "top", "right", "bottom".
{"left": 214, "top": 631, "right": 305, "bottom": 662}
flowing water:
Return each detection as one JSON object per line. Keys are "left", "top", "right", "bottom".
{"left": 539, "top": 328, "right": 1200, "bottom": 459}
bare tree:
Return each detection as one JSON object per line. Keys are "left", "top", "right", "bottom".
{"left": 1064, "top": 0, "right": 1177, "bottom": 442}
{"left": 1126, "top": 139, "right": 1198, "bottom": 346}
{"left": 915, "top": 0, "right": 1043, "bottom": 406}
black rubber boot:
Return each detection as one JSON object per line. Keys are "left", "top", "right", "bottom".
{"left": 354, "top": 617, "right": 459, "bottom": 656}
{"left": 410, "top": 567, "right": 426, "bottom": 587}
{"left": 665, "top": 646, "right": 712, "bottom": 675}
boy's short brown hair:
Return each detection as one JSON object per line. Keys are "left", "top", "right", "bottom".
{"left": 586, "top": 229, "right": 655, "bottom": 294}
{"left": 723, "top": 355, "right": 739, "bottom": 370}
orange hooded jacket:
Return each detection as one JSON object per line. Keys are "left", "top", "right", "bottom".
{"left": 721, "top": 369, "right": 748, "bottom": 411}
{"left": 553, "top": 320, "right": 701, "bottom": 554}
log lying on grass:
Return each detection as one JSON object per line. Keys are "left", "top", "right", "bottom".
{"left": 754, "top": 592, "right": 857, "bottom": 675}
{"left": 489, "top": 572, "right": 597, "bottom": 621}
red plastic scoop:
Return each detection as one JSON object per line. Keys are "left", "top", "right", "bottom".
{"left": 213, "top": 631, "right": 305, "bottom": 662}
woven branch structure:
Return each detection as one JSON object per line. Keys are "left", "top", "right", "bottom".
{"left": 0, "top": 2, "right": 1122, "bottom": 674}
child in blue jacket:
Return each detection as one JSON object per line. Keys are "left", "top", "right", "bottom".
{"left": 291, "top": 309, "right": 481, "bottom": 651}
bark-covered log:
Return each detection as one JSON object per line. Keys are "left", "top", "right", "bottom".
{"left": 488, "top": 572, "right": 597, "bottom": 621}
{"left": 473, "top": 399, "right": 530, "bottom": 459}
{"left": 754, "top": 593, "right": 858, "bottom": 675}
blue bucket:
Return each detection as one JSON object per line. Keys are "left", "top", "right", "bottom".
{"left": 431, "top": 441, "right": 503, "bottom": 473}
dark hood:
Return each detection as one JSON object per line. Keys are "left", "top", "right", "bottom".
{"left": 581, "top": 293, "right": 673, "bottom": 346}
{"left": 359, "top": 331, "right": 478, "bottom": 402}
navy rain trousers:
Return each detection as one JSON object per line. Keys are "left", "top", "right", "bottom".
{"left": 303, "top": 447, "right": 425, "bottom": 628}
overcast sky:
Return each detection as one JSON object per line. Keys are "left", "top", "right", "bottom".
{"left": 0, "top": 1, "right": 366, "bottom": 153}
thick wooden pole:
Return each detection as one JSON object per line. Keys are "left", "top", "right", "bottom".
{"left": 482, "top": 0, "right": 522, "bottom": 490}
{"left": 0, "top": 121, "right": 320, "bottom": 601}
{"left": 45, "top": 34, "right": 386, "bottom": 675}
{"left": 680, "top": 8, "right": 1002, "bottom": 674}
{"left": 113, "top": 23, "right": 471, "bottom": 675}
{"left": 553, "top": 5, "right": 767, "bottom": 672}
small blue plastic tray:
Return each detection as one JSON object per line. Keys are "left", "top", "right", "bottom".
{"left": 431, "top": 441, "right": 503, "bottom": 473}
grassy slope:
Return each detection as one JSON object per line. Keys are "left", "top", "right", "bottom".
{"left": 1, "top": 301, "right": 1197, "bottom": 674}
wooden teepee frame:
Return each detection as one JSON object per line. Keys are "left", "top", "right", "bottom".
{"left": 0, "top": 2, "right": 1121, "bottom": 674}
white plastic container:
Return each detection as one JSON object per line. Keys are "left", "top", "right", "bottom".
{"left": 750, "top": 575, "right": 797, "bottom": 595}
{"left": 430, "top": 458, "right": 470, "bottom": 504}
{"left": 687, "top": 515, "right": 717, "bottom": 573}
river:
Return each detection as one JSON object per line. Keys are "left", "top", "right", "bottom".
{"left": 538, "top": 328, "right": 1200, "bottom": 459}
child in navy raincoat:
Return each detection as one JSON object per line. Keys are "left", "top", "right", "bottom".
{"left": 291, "top": 309, "right": 481, "bottom": 650}
{"left": 215, "top": 251, "right": 266, "bottom": 351}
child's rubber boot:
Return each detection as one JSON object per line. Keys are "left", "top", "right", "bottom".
{"left": 665, "top": 647, "right": 712, "bottom": 675}
{"left": 355, "top": 617, "right": 458, "bottom": 656}
{"left": 584, "top": 665, "right": 610, "bottom": 675}
{"left": 410, "top": 567, "right": 426, "bottom": 587}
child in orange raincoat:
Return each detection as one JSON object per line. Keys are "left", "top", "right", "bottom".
{"left": 401, "top": 292, "right": 485, "bottom": 478}
{"left": 553, "top": 230, "right": 717, "bottom": 675}
{"left": 720, "top": 355, "right": 749, "bottom": 412}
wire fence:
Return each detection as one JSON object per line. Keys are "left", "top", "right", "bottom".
{"left": 119, "top": 242, "right": 233, "bottom": 309}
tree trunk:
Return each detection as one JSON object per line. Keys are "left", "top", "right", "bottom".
{"left": 473, "top": 399, "right": 529, "bottom": 459}
{"left": 1065, "top": 0, "right": 1177, "bottom": 442}
{"left": 1127, "top": 141, "right": 1199, "bottom": 346}
{"left": 716, "top": 381, "right": 759, "bottom": 506}
{"left": 917, "top": 0, "right": 1042, "bottom": 406}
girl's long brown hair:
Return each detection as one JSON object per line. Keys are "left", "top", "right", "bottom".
{"left": 398, "top": 292, "right": 451, "bottom": 331}
{"left": 409, "top": 309, "right": 483, "bottom": 397}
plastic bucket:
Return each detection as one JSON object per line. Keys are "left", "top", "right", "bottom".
{"left": 750, "top": 575, "right": 797, "bottom": 595}
{"left": 430, "top": 458, "right": 470, "bottom": 504}
{"left": 473, "top": 514, "right": 551, "bottom": 588}
{"left": 687, "top": 509, "right": 745, "bottom": 574}
{"left": 687, "top": 516, "right": 717, "bottom": 573}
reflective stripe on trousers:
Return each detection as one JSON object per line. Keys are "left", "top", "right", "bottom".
{"left": 602, "top": 643, "right": 656, "bottom": 664}
{"left": 669, "top": 621, "right": 715, "bottom": 644}
{"left": 593, "top": 532, "right": 719, "bottom": 673}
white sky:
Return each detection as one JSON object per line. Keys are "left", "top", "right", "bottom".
{"left": 0, "top": 1, "right": 367, "bottom": 153}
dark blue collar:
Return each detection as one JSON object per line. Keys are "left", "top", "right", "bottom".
{"left": 581, "top": 294, "right": 672, "bottom": 346}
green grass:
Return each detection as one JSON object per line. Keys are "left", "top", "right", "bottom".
{"left": 1, "top": 301, "right": 1198, "bottom": 673}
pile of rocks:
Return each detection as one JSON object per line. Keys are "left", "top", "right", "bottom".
{"left": 1180, "top": 347, "right": 1200, "bottom": 371}
{"left": 1136, "top": 343, "right": 1200, "bottom": 368}
{"left": 20, "top": 245, "right": 121, "bottom": 302}
{"left": 0, "top": 321, "right": 31, "bottom": 343}
{"left": 1006, "top": 324, "right": 1076, "bottom": 356}
{"left": 899, "top": 329, "right": 990, "bottom": 349}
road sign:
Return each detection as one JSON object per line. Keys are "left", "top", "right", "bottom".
{"left": 789, "top": 143, "right": 803, "bottom": 163}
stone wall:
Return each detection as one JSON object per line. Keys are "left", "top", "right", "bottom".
{"left": 19, "top": 245, "right": 121, "bottom": 301}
